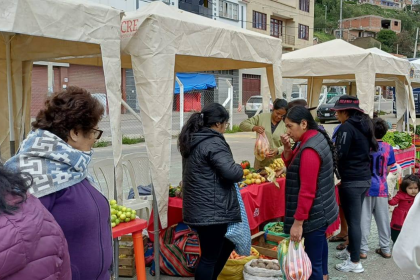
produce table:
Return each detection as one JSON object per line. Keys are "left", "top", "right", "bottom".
{"left": 148, "top": 178, "right": 286, "bottom": 240}
{"left": 390, "top": 144, "right": 416, "bottom": 173}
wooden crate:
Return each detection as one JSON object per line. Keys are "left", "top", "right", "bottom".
{"left": 251, "top": 231, "right": 284, "bottom": 259}
{"left": 118, "top": 234, "right": 150, "bottom": 277}
{"left": 119, "top": 266, "right": 136, "bottom": 277}
{"left": 119, "top": 235, "right": 135, "bottom": 277}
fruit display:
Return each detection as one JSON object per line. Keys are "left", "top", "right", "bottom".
{"left": 169, "top": 184, "right": 182, "bottom": 198}
{"left": 268, "top": 158, "right": 286, "bottom": 177}
{"left": 241, "top": 160, "right": 251, "bottom": 169}
{"left": 249, "top": 259, "right": 280, "bottom": 270}
{"left": 109, "top": 200, "right": 136, "bottom": 228}
{"left": 243, "top": 169, "right": 266, "bottom": 186}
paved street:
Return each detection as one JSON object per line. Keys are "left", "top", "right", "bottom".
{"left": 95, "top": 115, "right": 413, "bottom": 280}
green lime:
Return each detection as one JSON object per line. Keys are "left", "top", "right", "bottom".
{"left": 125, "top": 218, "right": 131, "bottom": 222}
{"left": 111, "top": 222, "right": 116, "bottom": 228}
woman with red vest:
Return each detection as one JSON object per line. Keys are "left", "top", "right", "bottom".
{"left": 281, "top": 106, "right": 339, "bottom": 280}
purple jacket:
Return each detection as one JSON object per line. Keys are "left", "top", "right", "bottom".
{"left": 0, "top": 194, "right": 71, "bottom": 280}
{"left": 40, "top": 179, "right": 113, "bottom": 280}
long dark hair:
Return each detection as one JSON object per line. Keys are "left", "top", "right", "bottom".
{"left": 0, "top": 165, "right": 32, "bottom": 215}
{"left": 400, "top": 174, "right": 420, "bottom": 194}
{"left": 286, "top": 106, "right": 341, "bottom": 179}
{"left": 178, "top": 103, "right": 229, "bottom": 157}
{"left": 273, "top": 99, "right": 288, "bottom": 110}
{"left": 347, "top": 110, "right": 378, "bottom": 152}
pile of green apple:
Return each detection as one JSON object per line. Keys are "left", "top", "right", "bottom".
{"left": 109, "top": 200, "right": 136, "bottom": 228}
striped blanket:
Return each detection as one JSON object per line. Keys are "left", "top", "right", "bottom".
{"left": 150, "top": 223, "right": 200, "bottom": 276}
{"left": 390, "top": 145, "right": 416, "bottom": 173}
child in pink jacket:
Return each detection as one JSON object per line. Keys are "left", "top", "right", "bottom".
{"left": 389, "top": 174, "right": 420, "bottom": 243}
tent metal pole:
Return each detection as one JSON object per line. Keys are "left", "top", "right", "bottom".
{"left": 152, "top": 179, "right": 160, "bottom": 280}
{"left": 5, "top": 34, "right": 16, "bottom": 156}
{"left": 226, "top": 79, "right": 233, "bottom": 130}
{"left": 176, "top": 77, "right": 184, "bottom": 132}
{"left": 120, "top": 99, "right": 161, "bottom": 278}
{"left": 378, "top": 87, "right": 382, "bottom": 113}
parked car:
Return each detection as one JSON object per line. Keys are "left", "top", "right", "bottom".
{"left": 245, "top": 96, "right": 273, "bottom": 118}
{"left": 374, "top": 95, "right": 393, "bottom": 114}
{"left": 317, "top": 95, "right": 341, "bottom": 124}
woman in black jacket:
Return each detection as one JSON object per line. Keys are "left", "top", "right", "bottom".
{"left": 331, "top": 95, "right": 378, "bottom": 274}
{"left": 178, "top": 103, "right": 244, "bottom": 280}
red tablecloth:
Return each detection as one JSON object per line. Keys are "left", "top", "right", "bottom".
{"left": 148, "top": 178, "right": 285, "bottom": 240}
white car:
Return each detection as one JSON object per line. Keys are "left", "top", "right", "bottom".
{"left": 245, "top": 96, "right": 273, "bottom": 118}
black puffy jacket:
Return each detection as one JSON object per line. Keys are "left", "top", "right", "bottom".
{"left": 182, "top": 127, "right": 244, "bottom": 226}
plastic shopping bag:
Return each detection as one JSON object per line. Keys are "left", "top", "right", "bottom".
{"left": 255, "top": 132, "right": 270, "bottom": 161}
{"left": 278, "top": 238, "right": 312, "bottom": 280}
{"left": 225, "top": 183, "right": 251, "bottom": 256}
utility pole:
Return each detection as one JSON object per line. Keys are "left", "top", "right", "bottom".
{"left": 324, "top": 5, "right": 327, "bottom": 33}
{"left": 340, "top": 0, "right": 343, "bottom": 39}
{"left": 414, "top": 27, "right": 419, "bottom": 58}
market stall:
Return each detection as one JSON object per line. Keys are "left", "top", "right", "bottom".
{"left": 382, "top": 130, "right": 416, "bottom": 173}
{"left": 147, "top": 178, "right": 286, "bottom": 241}
{"left": 118, "top": 1, "right": 283, "bottom": 229}
{"left": 0, "top": 0, "right": 123, "bottom": 179}
{"left": 281, "top": 40, "right": 415, "bottom": 126}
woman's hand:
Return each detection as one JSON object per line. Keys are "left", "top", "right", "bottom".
{"left": 252, "top": 126, "right": 265, "bottom": 134}
{"left": 290, "top": 220, "right": 303, "bottom": 242}
{"left": 275, "top": 167, "right": 286, "bottom": 178}
{"left": 266, "top": 149, "right": 278, "bottom": 159}
{"left": 280, "top": 134, "right": 292, "bottom": 151}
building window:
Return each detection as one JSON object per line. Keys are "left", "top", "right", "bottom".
{"left": 253, "top": 11, "right": 267, "bottom": 30}
{"left": 270, "top": 18, "right": 283, "bottom": 38}
{"left": 299, "top": 0, "right": 310, "bottom": 12}
{"left": 298, "top": 24, "right": 309, "bottom": 40}
{"left": 394, "top": 21, "right": 399, "bottom": 26}
{"left": 219, "top": 0, "right": 239, "bottom": 20}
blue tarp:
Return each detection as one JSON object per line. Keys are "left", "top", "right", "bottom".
{"left": 174, "top": 73, "right": 216, "bottom": 94}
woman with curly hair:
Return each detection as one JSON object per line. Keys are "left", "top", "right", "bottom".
{"left": 5, "top": 87, "right": 111, "bottom": 280}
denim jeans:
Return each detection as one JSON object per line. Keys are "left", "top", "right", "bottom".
{"left": 303, "top": 225, "right": 328, "bottom": 280}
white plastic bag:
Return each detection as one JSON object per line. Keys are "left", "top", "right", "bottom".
{"left": 243, "top": 259, "right": 283, "bottom": 280}
{"left": 255, "top": 132, "right": 270, "bottom": 161}
{"left": 278, "top": 239, "right": 312, "bottom": 280}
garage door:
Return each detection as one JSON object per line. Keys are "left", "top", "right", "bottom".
{"left": 242, "top": 74, "right": 261, "bottom": 104}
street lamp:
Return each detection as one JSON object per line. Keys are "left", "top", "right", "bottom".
{"left": 324, "top": 5, "right": 327, "bottom": 33}
{"left": 340, "top": 0, "right": 343, "bottom": 39}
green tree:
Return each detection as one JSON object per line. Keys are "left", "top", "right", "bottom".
{"left": 376, "top": 30, "right": 398, "bottom": 50}
{"left": 394, "top": 30, "right": 414, "bottom": 57}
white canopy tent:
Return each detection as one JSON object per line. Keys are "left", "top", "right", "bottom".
{"left": 116, "top": 1, "right": 283, "bottom": 229}
{"left": 0, "top": 0, "right": 123, "bottom": 194}
{"left": 411, "top": 59, "right": 420, "bottom": 88}
{"left": 282, "top": 39, "right": 415, "bottom": 125}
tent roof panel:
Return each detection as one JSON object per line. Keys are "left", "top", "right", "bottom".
{"left": 121, "top": 2, "right": 282, "bottom": 65}
{"left": 0, "top": 0, "right": 122, "bottom": 46}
